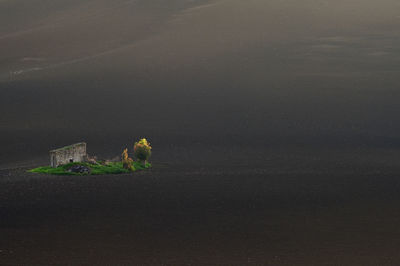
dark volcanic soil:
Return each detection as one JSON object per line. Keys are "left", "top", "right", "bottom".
{"left": 2, "top": 148, "right": 400, "bottom": 265}
{"left": 1, "top": 0, "right": 400, "bottom": 265}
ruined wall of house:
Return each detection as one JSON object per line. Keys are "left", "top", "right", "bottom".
{"left": 50, "top": 143, "right": 87, "bottom": 167}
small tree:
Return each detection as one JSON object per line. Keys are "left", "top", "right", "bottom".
{"left": 134, "top": 138, "right": 152, "bottom": 166}
{"left": 122, "top": 148, "right": 135, "bottom": 171}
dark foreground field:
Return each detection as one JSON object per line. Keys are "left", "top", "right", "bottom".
{"left": 1, "top": 146, "right": 400, "bottom": 265}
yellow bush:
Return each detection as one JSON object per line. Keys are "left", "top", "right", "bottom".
{"left": 134, "top": 138, "right": 152, "bottom": 163}
{"left": 121, "top": 148, "right": 135, "bottom": 171}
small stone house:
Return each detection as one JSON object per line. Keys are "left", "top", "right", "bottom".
{"left": 50, "top": 143, "right": 87, "bottom": 167}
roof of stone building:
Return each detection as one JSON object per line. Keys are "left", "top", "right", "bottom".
{"left": 50, "top": 142, "right": 86, "bottom": 153}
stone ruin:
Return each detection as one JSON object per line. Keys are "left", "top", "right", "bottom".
{"left": 50, "top": 142, "right": 87, "bottom": 167}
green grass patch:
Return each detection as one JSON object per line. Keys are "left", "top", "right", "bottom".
{"left": 29, "top": 161, "right": 151, "bottom": 176}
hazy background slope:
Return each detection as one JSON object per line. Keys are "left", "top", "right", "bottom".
{"left": 2, "top": 2, "right": 400, "bottom": 265}
{"left": 1, "top": 0, "right": 400, "bottom": 166}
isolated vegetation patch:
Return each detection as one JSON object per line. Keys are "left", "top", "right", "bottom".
{"left": 29, "top": 138, "right": 153, "bottom": 176}
{"left": 29, "top": 161, "right": 151, "bottom": 176}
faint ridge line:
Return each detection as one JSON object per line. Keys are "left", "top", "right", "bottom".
{"left": 1, "top": 41, "right": 139, "bottom": 81}
{"left": 181, "top": 2, "right": 221, "bottom": 13}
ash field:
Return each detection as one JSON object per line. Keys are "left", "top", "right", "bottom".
{"left": 1, "top": 0, "right": 400, "bottom": 265}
